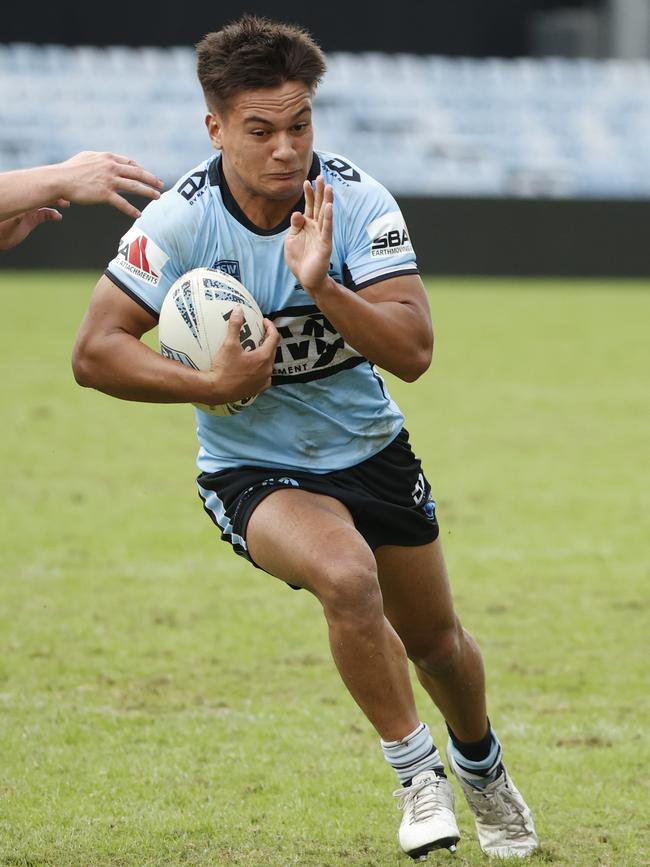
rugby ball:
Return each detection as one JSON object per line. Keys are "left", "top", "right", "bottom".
{"left": 159, "top": 267, "right": 265, "bottom": 416}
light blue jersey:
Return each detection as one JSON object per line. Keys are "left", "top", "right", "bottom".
{"left": 106, "top": 150, "right": 420, "bottom": 474}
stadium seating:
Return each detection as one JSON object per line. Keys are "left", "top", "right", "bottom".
{"left": 1, "top": 43, "right": 650, "bottom": 197}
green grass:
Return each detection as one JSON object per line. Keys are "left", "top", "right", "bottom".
{"left": 0, "top": 272, "right": 648, "bottom": 866}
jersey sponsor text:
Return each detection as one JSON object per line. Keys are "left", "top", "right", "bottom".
{"left": 114, "top": 227, "right": 169, "bottom": 285}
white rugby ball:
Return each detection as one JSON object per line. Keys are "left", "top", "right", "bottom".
{"left": 159, "top": 267, "right": 265, "bottom": 416}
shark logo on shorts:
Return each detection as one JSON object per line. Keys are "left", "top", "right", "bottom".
{"left": 423, "top": 493, "right": 436, "bottom": 521}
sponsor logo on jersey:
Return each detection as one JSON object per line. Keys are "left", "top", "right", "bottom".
{"left": 324, "top": 157, "right": 361, "bottom": 184}
{"left": 115, "top": 227, "right": 169, "bottom": 285}
{"left": 367, "top": 211, "right": 414, "bottom": 258}
{"left": 177, "top": 170, "right": 208, "bottom": 204}
{"left": 212, "top": 259, "right": 241, "bottom": 280}
{"left": 271, "top": 308, "right": 364, "bottom": 383}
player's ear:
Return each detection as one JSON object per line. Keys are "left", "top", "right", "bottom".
{"left": 205, "top": 113, "right": 223, "bottom": 150}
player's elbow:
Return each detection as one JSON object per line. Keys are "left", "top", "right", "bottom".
{"left": 71, "top": 336, "right": 100, "bottom": 388}
{"left": 400, "top": 349, "right": 432, "bottom": 382}
{"left": 400, "top": 332, "right": 433, "bottom": 382}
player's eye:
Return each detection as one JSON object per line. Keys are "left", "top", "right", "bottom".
{"left": 293, "top": 122, "right": 309, "bottom": 132}
{"left": 250, "top": 129, "right": 269, "bottom": 138}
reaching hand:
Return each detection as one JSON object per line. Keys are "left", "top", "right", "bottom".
{"left": 0, "top": 208, "right": 64, "bottom": 251}
{"left": 58, "top": 151, "right": 165, "bottom": 218}
{"left": 284, "top": 175, "right": 333, "bottom": 296}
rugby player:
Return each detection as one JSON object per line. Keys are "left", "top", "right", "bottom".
{"left": 72, "top": 15, "right": 537, "bottom": 860}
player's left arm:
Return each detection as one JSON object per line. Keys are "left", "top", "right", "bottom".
{"left": 310, "top": 272, "right": 432, "bottom": 382}
{"left": 285, "top": 176, "right": 432, "bottom": 382}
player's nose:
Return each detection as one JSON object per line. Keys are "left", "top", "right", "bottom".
{"left": 271, "top": 132, "right": 296, "bottom": 160}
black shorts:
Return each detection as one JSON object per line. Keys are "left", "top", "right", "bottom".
{"left": 196, "top": 429, "right": 439, "bottom": 571}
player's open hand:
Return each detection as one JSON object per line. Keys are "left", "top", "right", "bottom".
{"left": 58, "top": 151, "right": 165, "bottom": 219}
{"left": 0, "top": 208, "right": 64, "bottom": 251}
{"left": 203, "top": 307, "right": 280, "bottom": 404}
{"left": 284, "top": 175, "right": 333, "bottom": 296}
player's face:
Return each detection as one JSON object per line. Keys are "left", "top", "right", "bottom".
{"left": 206, "top": 81, "right": 314, "bottom": 207}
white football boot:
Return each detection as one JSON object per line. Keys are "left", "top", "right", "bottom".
{"left": 446, "top": 748, "right": 538, "bottom": 859}
{"left": 393, "top": 770, "right": 460, "bottom": 861}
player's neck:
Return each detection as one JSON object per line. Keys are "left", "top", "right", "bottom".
{"left": 220, "top": 163, "right": 301, "bottom": 231}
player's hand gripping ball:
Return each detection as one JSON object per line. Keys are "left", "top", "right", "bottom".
{"left": 159, "top": 267, "right": 265, "bottom": 416}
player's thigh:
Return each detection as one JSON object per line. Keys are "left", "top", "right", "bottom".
{"left": 375, "top": 539, "right": 459, "bottom": 658}
{"left": 246, "top": 488, "right": 378, "bottom": 603}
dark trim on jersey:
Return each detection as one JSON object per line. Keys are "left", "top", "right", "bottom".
{"left": 343, "top": 265, "right": 420, "bottom": 293}
{"left": 104, "top": 269, "right": 159, "bottom": 319}
{"left": 207, "top": 156, "right": 220, "bottom": 187}
{"left": 342, "top": 263, "right": 356, "bottom": 291}
{"left": 370, "top": 363, "right": 389, "bottom": 401}
{"left": 272, "top": 355, "right": 366, "bottom": 385}
{"left": 266, "top": 302, "right": 320, "bottom": 320}
{"left": 209, "top": 153, "right": 321, "bottom": 236}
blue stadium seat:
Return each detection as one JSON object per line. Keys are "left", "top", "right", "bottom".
{"left": 1, "top": 46, "right": 650, "bottom": 197}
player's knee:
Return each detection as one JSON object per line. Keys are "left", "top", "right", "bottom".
{"left": 408, "top": 619, "right": 463, "bottom": 676}
{"left": 316, "top": 553, "right": 382, "bottom": 625}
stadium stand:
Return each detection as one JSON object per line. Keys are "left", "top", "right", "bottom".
{"left": 1, "top": 44, "right": 650, "bottom": 198}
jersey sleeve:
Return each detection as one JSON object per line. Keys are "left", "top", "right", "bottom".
{"left": 339, "top": 177, "right": 419, "bottom": 291}
{"left": 104, "top": 188, "right": 197, "bottom": 318}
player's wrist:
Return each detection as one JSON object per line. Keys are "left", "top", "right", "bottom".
{"left": 194, "top": 369, "right": 231, "bottom": 405}
{"left": 304, "top": 274, "right": 339, "bottom": 301}
{"left": 36, "top": 163, "right": 66, "bottom": 204}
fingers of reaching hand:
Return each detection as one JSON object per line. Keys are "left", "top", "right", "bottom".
{"left": 0, "top": 208, "right": 63, "bottom": 250}
{"left": 21, "top": 208, "right": 62, "bottom": 233}
{"left": 106, "top": 191, "right": 142, "bottom": 220}
{"left": 111, "top": 157, "right": 165, "bottom": 193}
{"left": 36, "top": 207, "right": 63, "bottom": 224}
{"left": 108, "top": 173, "right": 163, "bottom": 203}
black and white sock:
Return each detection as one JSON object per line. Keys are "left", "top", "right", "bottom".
{"left": 446, "top": 723, "right": 503, "bottom": 789}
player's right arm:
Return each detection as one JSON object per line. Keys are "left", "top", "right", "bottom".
{"left": 72, "top": 274, "right": 278, "bottom": 405}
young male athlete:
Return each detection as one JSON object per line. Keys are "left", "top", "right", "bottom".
{"left": 72, "top": 15, "right": 538, "bottom": 860}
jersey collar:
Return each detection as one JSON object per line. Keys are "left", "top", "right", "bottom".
{"left": 208, "top": 153, "right": 321, "bottom": 236}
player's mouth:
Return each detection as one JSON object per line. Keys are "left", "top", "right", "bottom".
{"left": 268, "top": 170, "right": 302, "bottom": 180}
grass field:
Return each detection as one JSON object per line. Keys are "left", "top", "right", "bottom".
{"left": 0, "top": 272, "right": 648, "bottom": 867}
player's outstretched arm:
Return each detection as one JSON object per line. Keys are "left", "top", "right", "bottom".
{"left": 284, "top": 176, "right": 432, "bottom": 382}
{"left": 72, "top": 275, "right": 279, "bottom": 405}
{"left": 0, "top": 152, "right": 165, "bottom": 249}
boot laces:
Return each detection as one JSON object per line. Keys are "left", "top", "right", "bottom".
{"left": 465, "top": 782, "right": 531, "bottom": 837}
{"left": 393, "top": 776, "right": 448, "bottom": 825}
